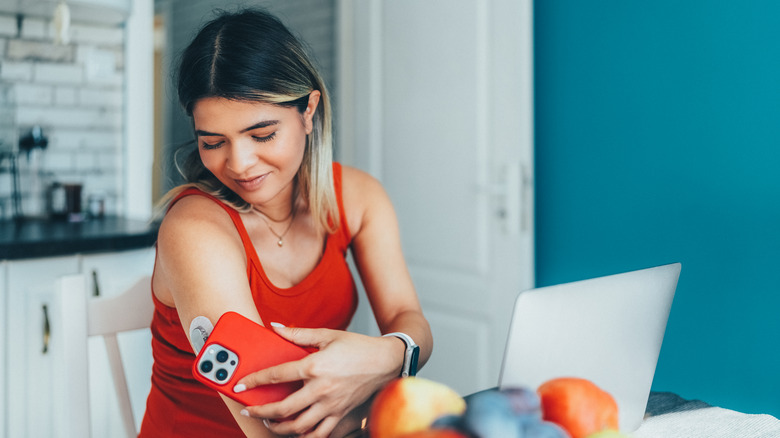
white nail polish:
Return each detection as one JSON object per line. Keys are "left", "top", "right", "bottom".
{"left": 270, "top": 322, "right": 286, "bottom": 328}
{"left": 263, "top": 418, "right": 271, "bottom": 428}
{"left": 240, "top": 409, "right": 249, "bottom": 417}
{"left": 233, "top": 383, "right": 246, "bottom": 393}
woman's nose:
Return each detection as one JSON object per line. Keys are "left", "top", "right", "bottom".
{"left": 226, "top": 141, "right": 258, "bottom": 174}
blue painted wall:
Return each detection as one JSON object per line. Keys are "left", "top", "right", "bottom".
{"left": 534, "top": 1, "right": 780, "bottom": 416}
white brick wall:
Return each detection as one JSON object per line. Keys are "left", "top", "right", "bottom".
{"left": 0, "top": 12, "right": 126, "bottom": 218}
{"left": 17, "top": 106, "right": 122, "bottom": 128}
{"left": 0, "top": 15, "right": 16, "bottom": 37}
{"left": 80, "top": 88, "right": 122, "bottom": 107}
{"left": 6, "top": 40, "right": 75, "bottom": 62}
{"left": 54, "top": 86, "right": 77, "bottom": 105}
{"left": 20, "top": 17, "right": 51, "bottom": 40}
{"left": 34, "top": 62, "right": 84, "bottom": 84}
{"left": 0, "top": 61, "right": 33, "bottom": 81}
{"left": 13, "top": 83, "right": 52, "bottom": 105}
{"left": 70, "top": 24, "right": 124, "bottom": 46}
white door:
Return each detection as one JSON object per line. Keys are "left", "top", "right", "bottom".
{"left": 339, "top": 0, "right": 534, "bottom": 395}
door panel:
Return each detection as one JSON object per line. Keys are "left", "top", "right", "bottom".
{"left": 418, "top": 310, "right": 492, "bottom": 395}
{"left": 340, "top": 0, "right": 534, "bottom": 395}
{"left": 381, "top": 1, "right": 486, "bottom": 274}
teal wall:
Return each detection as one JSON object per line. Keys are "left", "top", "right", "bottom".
{"left": 534, "top": 2, "right": 780, "bottom": 416}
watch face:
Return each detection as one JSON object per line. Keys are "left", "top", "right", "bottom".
{"left": 408, "top": 346, "right": 420, "bottom": 377}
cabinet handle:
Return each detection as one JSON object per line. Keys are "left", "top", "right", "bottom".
{"left": 42, "top": 304, "right": 50, "bottom": 354}
{"left": 92, "top": 269, "right": 101, "bottom": 297}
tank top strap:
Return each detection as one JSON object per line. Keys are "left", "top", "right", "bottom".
{"left": 169, "top": 187, "right": 256, "bottom": 259}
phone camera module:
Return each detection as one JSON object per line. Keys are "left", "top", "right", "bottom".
{"left": 216, "top": 368, "right": 229, "bottom": 381}
{"left": 216, "top": 350, "right": 229, "bottom": 363}
{"left": 200, "top": 360, "right": 213, "bottom": 373}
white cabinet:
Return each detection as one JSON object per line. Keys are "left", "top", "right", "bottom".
{"left": 2, "top": 247, "right": 155, "bottom": 438}
{"left": 0, "top": 261, "right": 6, "bottom": 438}
{"left": 5, "top": 256, "right": 81, "bottom": 438}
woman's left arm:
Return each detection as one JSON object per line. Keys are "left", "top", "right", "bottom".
{"left": 345, "top": 166, "right": 433, "bottom": 368}
{"left": 238, "top": 166, "right": 432, "bottom": 437}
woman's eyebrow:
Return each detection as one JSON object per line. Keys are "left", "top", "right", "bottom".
{"left": 241, "top": 120, "right": 280, "bottom": 133}
{"left": 195, "top": 120, "right": 280, "bottom": 137}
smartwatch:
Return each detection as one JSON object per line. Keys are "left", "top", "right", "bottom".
{"left": 383, "top": 332, "right": 420, "bottom": 377}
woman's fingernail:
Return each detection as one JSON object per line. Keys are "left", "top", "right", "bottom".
{"left": 233, "top": 383, "right": 246, "bottom": 393}
{"left": 263, "top": 418, "right": 271, "bottom": 428}
{"left": 270, "top": 322, "right": 286, "bottom": 328}
{"left": 240, "top": 409, "right": 249, "bottom": 417}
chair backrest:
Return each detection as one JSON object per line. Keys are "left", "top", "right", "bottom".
{"left": 54, "top": 274, "right": 153, "bottom": 438}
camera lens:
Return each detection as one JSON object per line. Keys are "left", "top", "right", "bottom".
{"left": 216, "top": 368, "right": 228, "bottom": 381}
{"left": 200, "top": 360, "right": 213, "bottom": 373}
{"left": 216, "top": 350, "right": 229, "bottom": 363}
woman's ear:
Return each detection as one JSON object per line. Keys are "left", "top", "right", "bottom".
{"left": 303, "top": 90, "right": 321, "bottom": 134}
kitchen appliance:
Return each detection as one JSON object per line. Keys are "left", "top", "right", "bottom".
{"left": 16, "top": 125, "right": 49, "bottom": 219}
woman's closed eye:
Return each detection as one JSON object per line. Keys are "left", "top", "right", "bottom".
{"left": 252, "top": 132, "right": 276, "bottom": 143}
{"left": 201, "top": 140, "right": 224, "bottom": 150}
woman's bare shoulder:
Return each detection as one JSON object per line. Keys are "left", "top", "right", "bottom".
{"left": 339, "top": 164, "right": 395, "bottom": 238}
{"left": 154, "top": 194, "right": 247, "bottom": 304}
{"left": 157, "top": 195, "right": 245, "bottom": 269}
{"left": 159, "top": 195, "right": 237, "bottom": 239}
{"left": 340, "top": 164, "right": 388, "bottom": 198}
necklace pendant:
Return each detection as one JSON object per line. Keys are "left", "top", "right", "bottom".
{"left": 277, "top": 239, "right": 284, "bottom": 247}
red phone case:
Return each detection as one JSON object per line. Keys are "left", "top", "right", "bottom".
{"left": 192, "top": 312, "right": 311, "bottom": 406}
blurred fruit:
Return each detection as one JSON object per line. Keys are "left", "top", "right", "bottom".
{"left": 537, "top": 378, "right": 619, "bottom": 438}
{"left": 399, "top": 430, "right": 470, "bottom": 438}
{"left": 524, "top": 420, "right": 570, "bottom": 438}
{"left": 501, "top": 386, "right": 543, "bottom": 424}
{"left": 584, "top": 430, "right": 630, "bottom": 438}
{"left": 369, "top": 377, "right": 466, "bottom": 438}
{"left": 430, "top": 414, "right": 466, "bottom": 430}
{"left": 463, "top": 390, "right": 523, "bottom": 438}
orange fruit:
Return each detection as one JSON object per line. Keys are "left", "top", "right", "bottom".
{"left": 537, "top": 377, "right": 619, "bottom": 438}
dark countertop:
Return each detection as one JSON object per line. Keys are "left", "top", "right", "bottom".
{"left": 0, "top": 216, "right": 159, "bottom": 260}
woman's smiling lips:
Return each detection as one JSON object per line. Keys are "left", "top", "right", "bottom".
{"left": 234, "top": 173, "right": 268, "bottom": 191}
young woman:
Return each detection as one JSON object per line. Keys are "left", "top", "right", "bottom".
{"left": 138, "top": 8, "right": 432, "bottom": 438}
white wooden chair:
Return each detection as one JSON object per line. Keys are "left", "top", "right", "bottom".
{"left": 54, "top": 274, "right": 154, "bottom": 438}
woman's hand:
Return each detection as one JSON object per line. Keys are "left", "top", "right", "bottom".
{"left": 235, "top": 324, "right": 404, "bottom": 437}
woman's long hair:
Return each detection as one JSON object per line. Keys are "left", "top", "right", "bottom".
{"left": 162, "top": 8, "right": 338, "bottom": 233}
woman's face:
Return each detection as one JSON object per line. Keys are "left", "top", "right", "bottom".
{"left": 192, "top": 93, "right": 319, "bottom": 209}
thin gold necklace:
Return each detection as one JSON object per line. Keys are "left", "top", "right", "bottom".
{"left": 253, "top": 207, "right": 296, "bottom": 247}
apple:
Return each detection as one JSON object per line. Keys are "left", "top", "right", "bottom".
{"left": 369, "top": 377, "right": 467, "bottom": 438}
{"left": 537, "top": 377, "right": 619, "bottom": 438}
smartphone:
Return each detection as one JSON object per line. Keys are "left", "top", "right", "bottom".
{"left": 192, "top": 311, "right": 311, "bottom": 406}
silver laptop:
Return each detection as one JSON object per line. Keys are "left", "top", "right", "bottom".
{"left": 498, "top": 263, "right": 680, "bottom": 432}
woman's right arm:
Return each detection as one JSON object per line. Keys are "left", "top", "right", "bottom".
{"left": 154, "top": 195, "right": 276, "bottom": 437}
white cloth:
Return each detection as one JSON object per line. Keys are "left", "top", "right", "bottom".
{"left": 634, "top": 393, "right": 780, "bottom": 438}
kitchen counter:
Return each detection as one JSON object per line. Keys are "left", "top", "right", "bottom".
{"left": 0, "top": 216, "right": 159, "bottom": 260}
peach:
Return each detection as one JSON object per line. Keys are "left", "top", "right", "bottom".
{"left": 537, "top": 377, "right": 619, "bottom": 438}
{"left": 369, "top": 377, "right": 466, "bottom": 438}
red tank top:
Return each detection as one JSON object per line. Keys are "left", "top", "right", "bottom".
{"left": 139, "top": 163, "right": 357, "bottom": 437}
